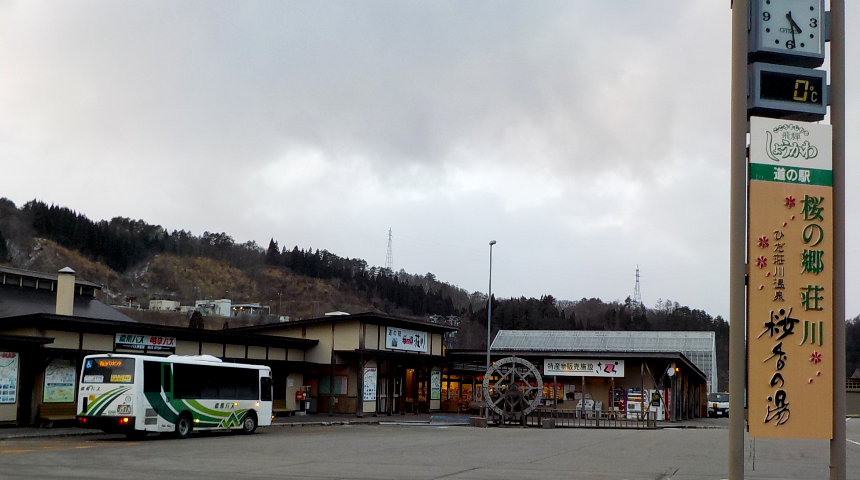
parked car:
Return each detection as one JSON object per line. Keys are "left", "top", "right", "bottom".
{"left": 707, "top": 392, "right": 729, "bottom": 418}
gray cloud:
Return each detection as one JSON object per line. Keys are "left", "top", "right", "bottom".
{"left": 1, "top": 1, "right": 858, "bottom": 319}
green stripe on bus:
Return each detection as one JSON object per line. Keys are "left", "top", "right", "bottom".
{"left": 93, "top": 388, "right": 131, "bottom": 416}
{"left": 86, "top": 387, "right": 128, "bottom": 414}
{"left": 186, "top": 399, "right": 228, "bottom": 418}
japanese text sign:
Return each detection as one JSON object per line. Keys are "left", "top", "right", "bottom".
{"left": 115, "top": 333, "right": 177, "bottom": 353}
{"left": 543, "top": 359, "right": 624, "bottom": 377}
{"left": 363, "top": 368, "right": 377, "bottom": 402}
{"left": 385, "top": 327, "right": 427, "bottom": 353}
{"left": 748, "top": 117, "right": 832, "bottom": 439}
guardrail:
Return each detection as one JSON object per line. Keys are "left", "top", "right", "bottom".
{"left": 527, "top": 408, "right": 657, "bottom": 429}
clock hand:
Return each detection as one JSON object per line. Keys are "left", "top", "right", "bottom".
{"left": 786, "top": 11, "right": 803, "bottom": 34}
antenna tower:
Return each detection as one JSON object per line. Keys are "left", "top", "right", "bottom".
{"left": 633, "top": 265, "right": 642, "bottom": 305}
{"left": 385, "top": 228, "right": 393, "bottom": 273}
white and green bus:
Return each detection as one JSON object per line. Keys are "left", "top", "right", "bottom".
{"left": 76, "top": 354, "right": 273, "bottom": 438}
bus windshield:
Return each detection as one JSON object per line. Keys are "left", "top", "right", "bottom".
{"left": 82, "top": 357, "right": 135, "bottom": 384}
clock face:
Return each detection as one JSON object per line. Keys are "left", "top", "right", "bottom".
{"left": 756, "top": 0, "right": 824, "bottom": 56}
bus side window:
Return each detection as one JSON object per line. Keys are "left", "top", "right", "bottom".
{"left": 143, "top": 361, "right": 161, "bottom": 393}
{"left": 261, "top": 376, "right": 273, "bottom": 402}
{"left": 163, "top": 364, "right": 172, "bottom": 395}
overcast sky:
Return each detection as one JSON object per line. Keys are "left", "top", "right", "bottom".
{"left": 1, "top": 2, "right": 858, "bottom": 320}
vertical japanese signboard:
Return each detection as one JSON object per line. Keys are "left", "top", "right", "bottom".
{"left": 430, "top": 369, "right": 441, "bottom": 400}
{"left": 363, "top": 367, "right": 377, "bottom": 402}
{"left": 748, "top": 116, "right": 832, "bottom": 439}
{"left": 0, "top": 352, "right": 19, "bottom": 404}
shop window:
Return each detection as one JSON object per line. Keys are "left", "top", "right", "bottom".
{"left": 461, "top": 383, "right": 472, "bottom": 401}
{"left": 317, "top": 376, "right": 348, "bottom": 395}
{"left": 449, "top": 382, "right": 460, "bottom": 399}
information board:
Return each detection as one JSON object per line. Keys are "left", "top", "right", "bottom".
{"left": 363, "top": 368, "right": 377, "bottom": 402}
{"left": 43, "top": 358, "right": 76, "bottom": 403}
{"left": 0, "top": 352, "right": 19, "bottom": 404}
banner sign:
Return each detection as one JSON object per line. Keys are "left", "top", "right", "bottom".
{"left": 430, "top": 370, "right": 441, "bottom": 400}
{"left": 0, "top": 352, "right": 19, "bottom": 404}
{"left": 385, "top": 327, "right": 427, "bottom": 353}
{"left": 115, "top": 333, "right": 176, "bottom": 353}
{"left": 43, "top": 358, "right": 76, "bottom": 403}
{"left": 544, "top": 359, "right": 624, "bottom": 377}
{"left": 363, "top": 368, "right": 377, "bottom": 402}
{"left": 748, "top": 116, "right": 833, "bottom": 439}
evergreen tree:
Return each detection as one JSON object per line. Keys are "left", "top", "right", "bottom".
{"left": 188, "top": 311, "right": 205, "bottom": 330}
{"left": 265, "top": 238, "right": 280, "bottom": 265}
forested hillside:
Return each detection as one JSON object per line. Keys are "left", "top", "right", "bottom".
{"left": 2, "top": 197, "right": 860, "bottom": 391}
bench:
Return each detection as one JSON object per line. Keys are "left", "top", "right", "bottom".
{"left": 38, "top": 403, "right": 77, "bottom": 427}
{"left": 272, "top": 399, "right": 293, "bottom": 417}
{"left": 468, "top": 401, "right": 486, "bottom": 413}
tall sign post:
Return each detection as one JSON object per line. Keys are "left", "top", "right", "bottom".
{"left": 727, "top": 3, "right": 748, "bottom": 479}
{"left": 730, "top": 1, "right": 845, "bottom": 478}
{"left": 828, "top": 3, "right": 846, "bottom": 479}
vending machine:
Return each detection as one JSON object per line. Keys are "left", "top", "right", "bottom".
{"left": 647, "top": 389, "right": 666, "bottom": 420}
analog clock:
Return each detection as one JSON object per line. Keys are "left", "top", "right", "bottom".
{"left": 750, "top": 0, "right": 825, "bottom": 68}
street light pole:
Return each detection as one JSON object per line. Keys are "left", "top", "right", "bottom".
{"left": 485, "top": 240, "right": 496, "bottom": 420}
{"left": 486, "top": 240, "right": 496, "bottom": 371}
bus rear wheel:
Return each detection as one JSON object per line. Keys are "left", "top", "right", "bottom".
{"left": 175, "top": 413, "right": 193, "bottom": 439}
{"left": 241, "top": 412, "right": 257, "bottom": 435}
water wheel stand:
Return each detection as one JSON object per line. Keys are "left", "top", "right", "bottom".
{"left": 482, "top": 356, "right": 543, "bottom": 426}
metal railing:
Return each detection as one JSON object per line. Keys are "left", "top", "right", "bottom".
{"left": 527, "top": 408, "right": 657, "bottom": 429}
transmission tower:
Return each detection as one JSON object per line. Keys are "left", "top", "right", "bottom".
{"left": 385, "top": 228, "right": 393, "bottom": 272}
{"left": 632, "top": 265, "right": 642, "bottom": 305}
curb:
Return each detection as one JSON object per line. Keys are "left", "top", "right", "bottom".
{"left": 0, "top": 430, "right": 104, "bottom": 440}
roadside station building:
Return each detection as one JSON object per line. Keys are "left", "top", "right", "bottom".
{"left": 0, "top": 266, "right": 316, "bottom": 426}
{"left": 232, "top": 313, "right": 457, "bottom": 417}
{"left": 446, "top": 330, "right": 714, "bottom": 420}
{"left": 0, "top": 266, "right": 457, "bottom": 425}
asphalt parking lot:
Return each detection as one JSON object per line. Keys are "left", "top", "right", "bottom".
{"left": 0, "top": 418, "right": 857, "bottom": 480}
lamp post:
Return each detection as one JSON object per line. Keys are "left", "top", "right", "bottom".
{"left": 485, "top": 240, "right": 496, "bottom": 420}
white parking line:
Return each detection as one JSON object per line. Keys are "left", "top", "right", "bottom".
{"left": 848, "top": 439, "right": 860, "bottom": 447}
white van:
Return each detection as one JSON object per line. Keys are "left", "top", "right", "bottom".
{"left": 707, "top": 392, "right": 729, "bottom": 418}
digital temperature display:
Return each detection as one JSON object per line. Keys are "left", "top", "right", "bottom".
{"left": 748, "top": 62, "right": 827, "bottom": 122}
{"left": 759, "top": 71, "right": 824, "bottom": 106}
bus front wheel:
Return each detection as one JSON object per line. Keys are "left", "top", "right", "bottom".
{"left": 241, "top": 412, "right": 257, "bottom": 435}
{"left": 175, "top": 413, "right": 193, "bottom": 439}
